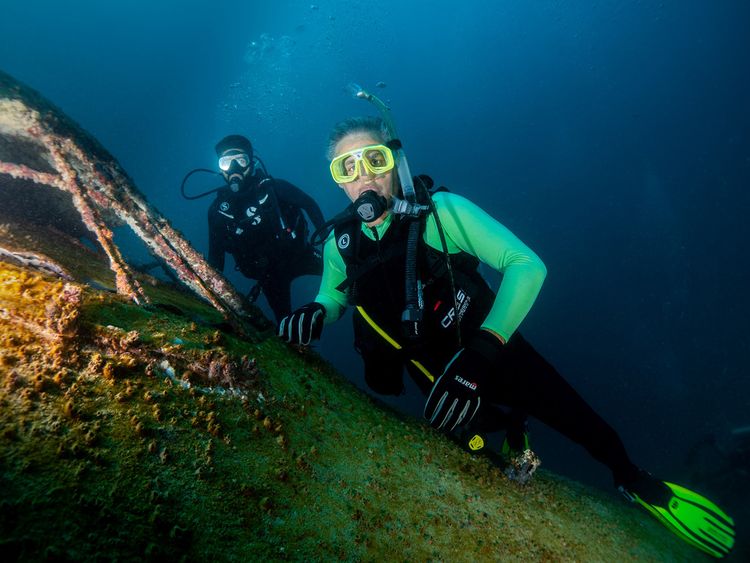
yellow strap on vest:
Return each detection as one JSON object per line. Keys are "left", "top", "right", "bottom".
{"left": 408, "top": 359, "right": 435, "bottom": 383}
{"left": 355, "top": 306, "right": 435, "bottom": 383}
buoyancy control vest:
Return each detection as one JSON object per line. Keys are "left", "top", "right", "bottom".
{"left": 333, "top": 208, "right": 496, "bottom": 395}
{"left": 214, "top": 176, "right": 308, "bottom": 277}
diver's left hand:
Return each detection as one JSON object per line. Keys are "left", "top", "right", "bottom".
{"left": 424, "top": 330, "right": 503, "bottom": 431}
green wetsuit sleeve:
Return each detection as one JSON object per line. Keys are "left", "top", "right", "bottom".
{"left": 424, "top": 191, "right": 547, "bottom": 342}
{"left": 313, "top": 233, "right": 349, "bottom": 323}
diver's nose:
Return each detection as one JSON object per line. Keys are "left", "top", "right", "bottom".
{"left": 358, "top": 160, "right": 375, "bottom": 179}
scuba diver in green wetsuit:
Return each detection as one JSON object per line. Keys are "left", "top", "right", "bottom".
{"left": 277, "top": 114, "right": 736, "bottom": 558}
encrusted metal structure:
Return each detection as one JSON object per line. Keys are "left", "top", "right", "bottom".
{"left": 0, "top": 70, "right": 246, "bottom": 323}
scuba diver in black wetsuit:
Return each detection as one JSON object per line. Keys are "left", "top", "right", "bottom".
{"left": 277, "top": 108, "right": 736, "bottom": 559}
{"left": 207, "top": 134, "right": 324, "bottom": 324}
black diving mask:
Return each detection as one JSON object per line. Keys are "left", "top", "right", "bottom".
{"left": 220, "top": 152, "right": 252, "bottom": 192}
{"left": 218, "top": 152, "right": 250, "bottom": 171}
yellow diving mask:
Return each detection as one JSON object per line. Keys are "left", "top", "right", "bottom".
{"left": 329, "top": 144, "right": 395, "bottom": 184}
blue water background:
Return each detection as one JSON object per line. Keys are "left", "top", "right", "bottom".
{"left": 2, "top": 0, "right": 749, "bottom": 509}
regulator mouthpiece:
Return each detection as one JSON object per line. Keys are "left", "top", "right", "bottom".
{"left": 353, "top": 190, "right": 388, "bottom": 223}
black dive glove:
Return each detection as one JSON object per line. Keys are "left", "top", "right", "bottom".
{"left": 277, "top": 302, "right": 326, "bottom": 345}
{"left": 424, "top": 330, "right": 504, "bottom": 432}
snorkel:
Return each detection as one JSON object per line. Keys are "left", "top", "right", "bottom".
{"left": 347, "top": 83, "right": 427, "bottom": 338}
{"left": 346, "top": 83, "right": 428, "bottom": 217}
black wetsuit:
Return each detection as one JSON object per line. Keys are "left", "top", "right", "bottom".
{"left": 208, "top": 174, "right": 324, "bottom": 323}
{"left": 333, "top": 208, "right": 640, "bottom": 486}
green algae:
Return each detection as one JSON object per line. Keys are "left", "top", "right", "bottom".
{"left": 0, "top": 258, "right": 705, "bottom": 561}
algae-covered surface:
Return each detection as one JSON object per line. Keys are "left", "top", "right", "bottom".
{"left": 0, "top": 234, "right": 706, "bottom": 561}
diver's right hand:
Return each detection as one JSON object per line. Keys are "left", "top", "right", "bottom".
{"left": 277, "top": 302, "right": 325, "bottom": 345}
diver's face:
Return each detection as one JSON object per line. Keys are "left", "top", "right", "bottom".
{"left": 333, "top": 133, "right": 397, "bottom": 208}
{"left": 219, "top": 148, "right": 252, "bottom": 189}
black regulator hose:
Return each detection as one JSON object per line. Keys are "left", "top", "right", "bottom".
{"left": 310, "top": 210, "right": 349, "bottom": 247}
{"left": 180, "top": 168, "right": 222, "bottom": 200}
{"left": 402, "top": 218, "right": 423, "bottom": 339}
{"left": 310, "top": 190, "right": 389, "bottom": 246}
{"left": 180, "top": 155, "right": 269, "bottom": 201}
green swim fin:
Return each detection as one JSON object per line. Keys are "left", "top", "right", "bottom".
{"left": 620, "top": 473, "right": 735, "bottom": 558}
{"left": 500, "top": 429, "right": 530, "bottom": 462}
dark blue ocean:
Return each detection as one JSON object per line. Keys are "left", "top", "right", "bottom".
{"left": 2, "top": 0, "right": 748, "bottom": 526}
